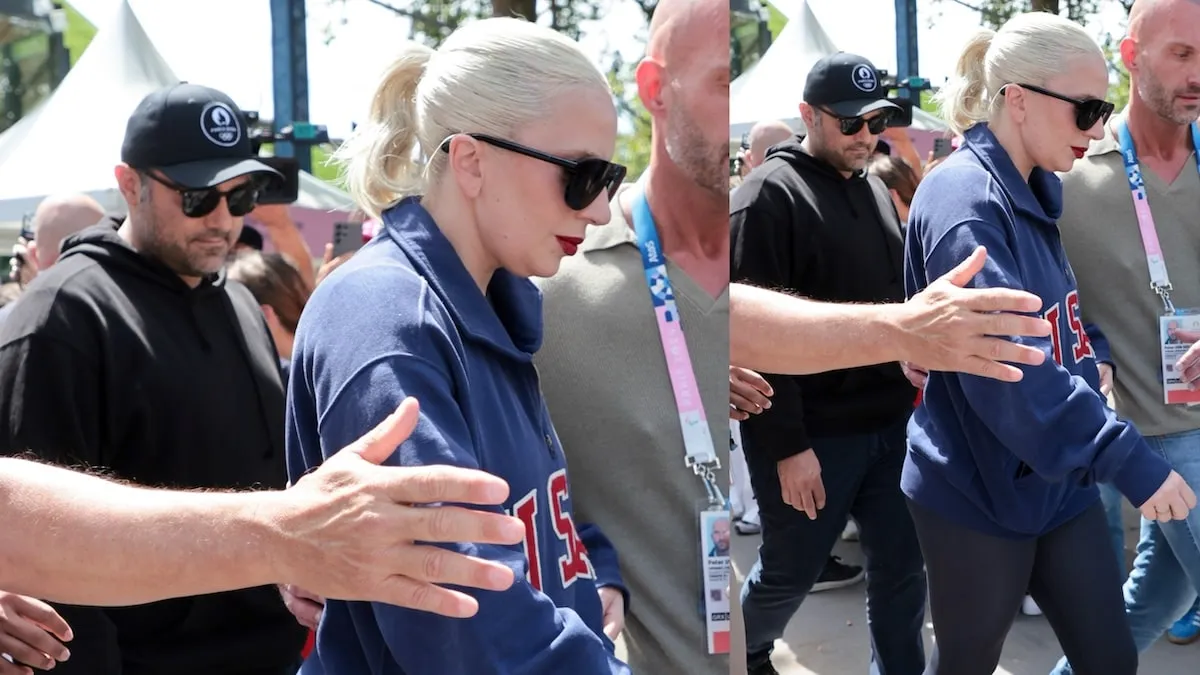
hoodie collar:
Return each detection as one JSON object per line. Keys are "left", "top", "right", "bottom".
{"left": 962, "top": 123, "right": 1063, "bottom": 224}
{"left": 382, "top": 198, "right": 543, "bottom": 360}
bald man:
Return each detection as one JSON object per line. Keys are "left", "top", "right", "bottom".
{"left": 1049, "top": 1, "right": 1200, "bottom": 672}
{"left": 743, "top": 120, "right": 794, "bottom": 173}
{"left": 533, "top": 0, "right": 732, "bottom": 672}
{"left": 2, "top": 194, "right": 105, "bottom": 322}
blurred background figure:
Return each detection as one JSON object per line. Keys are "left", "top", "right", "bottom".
{"left": 8, "top": 193, "right": 105, "bottom": 287}
{"left": 228, "top": 250, "right": 311, "bottom": 385}
{"left": 867, "top": 153, "right": 920, "bottom": 225}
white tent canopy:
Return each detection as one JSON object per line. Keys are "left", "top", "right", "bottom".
{"left": 0, "top": 0, "right": 353, "bottom": 224}
{"left": 730, "top": 0, "right": 949, "bottom": 143}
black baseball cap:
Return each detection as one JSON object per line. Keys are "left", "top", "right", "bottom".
{"left": 121, "top": 83, "right": 279, "bottom": 189}
{"left": 804, "top": 53, "right": 901, "bottom": 119}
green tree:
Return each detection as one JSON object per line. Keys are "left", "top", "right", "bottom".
{"left": 607, "top": 54, "right": 653, "bottom": 179}
{"left": 936, "top": 0, "right": 1133, "bottom": 26}
{"left": 327, "top": 0, "right": 656, "bottom": 45}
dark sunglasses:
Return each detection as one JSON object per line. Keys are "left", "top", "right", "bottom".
{"left": 145, "top": 172, "right": 261, "bottom": 218}
{"left": 1010, "top": 83, "right": 1114, "bottom": 132}
{"left": 819, "top": 108, "right": 893, "bottom": 136}
{"left": 440, "top": 133, "right": 627, "bottom": 211}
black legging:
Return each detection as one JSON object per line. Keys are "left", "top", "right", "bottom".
{"left": 907, "top": 498, "right": 1135, "bottom": 675}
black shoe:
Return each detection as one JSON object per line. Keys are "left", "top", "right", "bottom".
{"left": 810, "top": 555, "right": 864, "bottom": 593}
{"left": 748, "top": 661, "right": 780, "bottom": 675}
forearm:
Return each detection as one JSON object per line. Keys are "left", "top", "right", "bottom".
{"left": 0, "top": 457, "right": 289, "bottom": 606}
{"left": 730, "top": 283, "right": 903, "bottom": 374}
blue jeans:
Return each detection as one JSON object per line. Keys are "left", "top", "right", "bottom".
{"left": 739, "top": 417, "right": 926, "bottom": 675}
{"left": 1099, "top": 481, "right": 1126, "bottom": 568}
{"left": 1052, "top": 428, "right": 1200, "bottom": 674}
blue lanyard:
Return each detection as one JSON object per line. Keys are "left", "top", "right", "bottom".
{"left": 1115, "top": 121, "right": 1200, "bottom": 313}
{"left": 629, "top": 186, "right": 723, "bottom": 504}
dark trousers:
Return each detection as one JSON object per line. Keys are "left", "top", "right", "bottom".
{"left": 740, "top": 417, "right": 927, "bottom": 674}
{"left": 908, "top": 498, "right": 1136, "bottom": 675}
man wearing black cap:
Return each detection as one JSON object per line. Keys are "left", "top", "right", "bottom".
{"left": 730, "top": 53, "right": 927, "bottom": 675}
{"left": 0, "top": 83, "right": 306, "bottom": 674}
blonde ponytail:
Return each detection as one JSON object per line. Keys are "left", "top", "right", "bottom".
{"left": 935, "top": 12, "right": 1105, "bottom": 137}
{"left": 936, "top": 29, "right": 995, "bottom": 137}
{"left": 332, "top": 18, "right": 610, "bottom": 220}
{"left": 333, "top": 44, "right": 434, "bottom": 219}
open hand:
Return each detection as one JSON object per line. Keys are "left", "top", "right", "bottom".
{"left": 273, "top": 398, "right": 525, "bottom": 618}
{"left": 898, "top": 246, "right": 1051, "bottom": 382}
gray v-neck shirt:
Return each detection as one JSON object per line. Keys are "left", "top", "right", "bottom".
{"left": 1058, "top": 115, "right": 1200, "bottom": 436}
{"left": 534, "top": 197, "right": 730, "bottom": 675}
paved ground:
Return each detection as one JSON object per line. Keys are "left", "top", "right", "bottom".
{"left": 729, "top": 502, "right": 1200, "bottom": 675}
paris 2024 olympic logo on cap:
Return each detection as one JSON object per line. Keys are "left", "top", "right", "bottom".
{"left": 200, "top": 102, "right": 242, "bottom": 148}
{"left": 852, "top": 64, "right": 878, "bottom": 93}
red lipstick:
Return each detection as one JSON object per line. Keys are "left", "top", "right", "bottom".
{"left": 556, "top": 236, "right": 584, "bottom": 256}
{"left": 1071, "top": 146, "right": 1087, "bottom": 159}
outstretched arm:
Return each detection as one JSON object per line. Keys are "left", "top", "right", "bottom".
{"left": 731, "top": 247, "right": 1052, "bottom": 379}
{"left": 0, "top": 400, "right": 522, "bottom": 614}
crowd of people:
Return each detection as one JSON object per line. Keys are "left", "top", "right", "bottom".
{"left": 730, "top": 0, "right": 1200, "bottom": 673}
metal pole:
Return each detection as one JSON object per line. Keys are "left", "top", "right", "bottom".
{"left": 270, "top": 0, "right": 311, "bottom": 173}
{"left": 895, "top": 0, "right": 919, "bottom": 101}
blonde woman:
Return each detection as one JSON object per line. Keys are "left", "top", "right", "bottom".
{"left": 284, "top": 18, "right": 630, "bottom": 675}
{"left": 902, "top": 12, "right": 1195, "bottom": 675}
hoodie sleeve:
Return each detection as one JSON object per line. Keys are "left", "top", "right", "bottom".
{"left": 0, "top": 329, "right": 124, "bottom": 674}
{"left": 0, "top": 333, "right": 103, "bottom": 465}
{"left": 922, "top": 218, "right": 1170, "bottom": 508}
{"left": 575, "top": 523, "right": 628, "bottom": 609}
{"left": 1083, "top": 323, "right": 1112, "bottom": 366}
{"left": 730, "top": 181, "right": 812, "bottom": 461}
{"left": 317, "top": 354, "right": 629, "bottom": 675}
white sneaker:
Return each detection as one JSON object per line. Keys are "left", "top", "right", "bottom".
{"left": 1021, "top": 595, "right": 1043, "bottom": 616}
{"left": 842, "top": 519, "right": 859, "bottom": 542}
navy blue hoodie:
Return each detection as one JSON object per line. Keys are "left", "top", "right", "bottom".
{"left": 902, "top": 124, "right": 1172, "bottom": 538}
{"left": 286, "top": 198, "right": 630, "bottom": 674}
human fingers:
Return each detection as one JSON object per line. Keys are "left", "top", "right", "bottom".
{"left": 391, "top": 504, "right": 524, "bottom": 547}
{"left": 954, "top": 355, "right": 1026, "bottom": 383}
{"left": 942, "top": 246, "right": 987, "bottom": 287}
{"left": 956, "top": 289, "right": 1047, "bottom": 317}
{"left": 730, "top": 392, "right": 767, "bottom": 415}
{"left": 6, "top": 597, "right": 70, "bottom": 644}
{"left": 383, "top": 542, "right": 516, "bottom": 592}
{"left": 288, "top": 585, "right": 326, "bottom": 605}
{"left": 811, "top": 476, "right": 826, "bottom": 512}
{"left": 0, "top": 656, "right": 32, "bottom": 675}
{"left": 374, "top": 575, "right": 480, "bottom": 618}
{"left": 344, "top": 398, "right": 419, "bottom": 465}
{"left": 281, "top": 590, "right": 323, "bottom": 630}
{"left": 732, "top": 367, "right": 773, "bottom": 396}
{"left": 0, "top": 630, "right": 61, "bottom": 672}
{"left": 798, "top": 487, "right": 817, "bottom": 521}
{"left": 377, "top": 466, "right": 515, "bottom": 509}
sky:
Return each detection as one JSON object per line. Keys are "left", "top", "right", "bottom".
{"left": 57, "top": 0, "right": 1136, "bottom": 137}
{"left": 801, "top": 0, "right": 1133, "bottom": 87}
{"left": 63, "top": 0, "right": 650, "bottom": 138}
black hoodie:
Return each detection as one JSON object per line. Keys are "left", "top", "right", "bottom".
{"left": 730, "top": 137, "right": 915, "bottom": 462}
{"left": 0, "top": 218, "right": 306, "bottom": 674}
